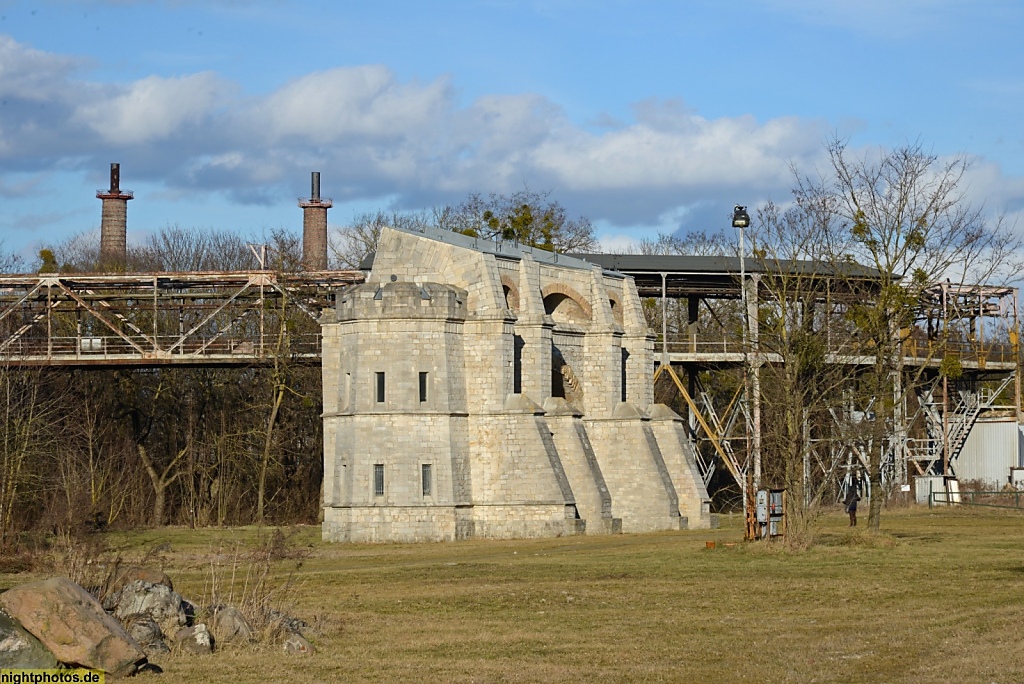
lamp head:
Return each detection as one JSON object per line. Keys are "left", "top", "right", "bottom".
{"left": 732, "top": 205, "right": 751, "bottom": 229}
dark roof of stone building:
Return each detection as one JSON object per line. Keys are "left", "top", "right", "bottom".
{"left": 569, "top": 253, "right": 886, "bottom": 299}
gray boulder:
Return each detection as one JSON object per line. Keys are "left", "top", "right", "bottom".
{"left": 0, "top": 610, "right": 59, "bottom": 669}
{"left": 121, "top": 614, "right": 169, "bottom": 656}
{"left": 102, "top": 566, "right": 174, "bottom": 610}
{"left": 210, "top": 605, "right": 253, "bottom": 645}
{"left": 112, "top": 580, "right": 187, "bottom": 641}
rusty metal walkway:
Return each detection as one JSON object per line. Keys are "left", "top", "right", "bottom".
{"left": 0, "top": 270, "right": 363, "bottom": 367}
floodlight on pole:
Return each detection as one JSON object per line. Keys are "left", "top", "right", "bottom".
{"left": 732, "top": 205, "right": 760, "bottom": 532}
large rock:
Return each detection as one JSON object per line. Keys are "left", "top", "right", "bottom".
{"left": 0, "top": 610, "right": 59, "bottom": 669}
{"left": 0, "top": 577, "right": 146, "bottom": 677}
{"left": 111, "top": 580, "right": 187, "bottom": 640}
{"left": 121, "top": 614, "right": 169, "bottom": 656}
{"left": 210, "top": 605, "right": 253, "bottom": 645}
{"left": 103, "top": 566, "right": 174, "bottom": 609}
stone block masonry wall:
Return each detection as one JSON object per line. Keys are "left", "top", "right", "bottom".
{"left": 464, "top": 395, "right": 581, "bottom": 538}
{"left": 581, "top": 331, "right": 624, "bottom": 418}
{"left": 648, "top": 406, "right": 715, "bottom": 529}
{"left": 322, "top": 281, "right": 475, "bottom": 542}
{"left": 470, "top": 504, "right": 583, "bottom": 538}
{"left": 324, "top": 506, "right": 461, "bottom": 543}
{"left": 584, "top": 402, "right": 685, "bottom": 533}
{"left": 515, "top": 254, "right": 554, "bottom": 402}
{"left": 618, "top": 274, "right": 656, "bottom": 409}
{"left": 463, "top": 319, "right": 515, "bottom": 414}
{"left": 543, "top": 398, "right": 616, "bottom": 534}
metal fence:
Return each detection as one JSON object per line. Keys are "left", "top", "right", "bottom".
{"left": 930, "top": 489, "right": 1024, "bottom": 510}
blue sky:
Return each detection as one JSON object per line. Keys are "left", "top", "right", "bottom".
{"left": 1, "top": 0, "right": 1023, "bottom": 261}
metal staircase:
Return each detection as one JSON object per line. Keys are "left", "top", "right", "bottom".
{"left": 913, "top": 374, "right": 1014, "bottom": 475}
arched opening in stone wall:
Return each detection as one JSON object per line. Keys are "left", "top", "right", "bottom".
{"left": 542, "top": 289, "right": 591, "bottom": 326}
{"left": 501, "top": 277, "right": 520, "bottom": 313}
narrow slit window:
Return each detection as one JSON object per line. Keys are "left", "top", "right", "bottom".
{"left": 375, "top": 372, "right": 385, "bottom": 403}
{"left": 373, "top": 464, "right": 385, "bottom": 497}
{"left": 421, "top": 464, "right": 432, "bottom": 497}
{"left": 419, "top": 372, "right": 428, "bottom": 403}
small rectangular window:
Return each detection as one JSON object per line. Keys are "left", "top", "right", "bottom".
{"left": 421, "top": 464, "right": 432, "bottom": 497}
{"left": 373, "top": 464, "right": 385, "bottom": 497}
{"left": 419, "top": 372, "right": 428, "bottom": 403}
{"left": 375, "top": 372, "right": 385, "bottom": 403}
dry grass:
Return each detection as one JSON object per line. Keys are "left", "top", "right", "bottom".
{"left": 3, "top": 508, "right": 1024, "bottom": 683}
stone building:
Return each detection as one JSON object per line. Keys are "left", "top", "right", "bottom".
{"left": 320, "top": 226, "right": 714, "bottom": 542}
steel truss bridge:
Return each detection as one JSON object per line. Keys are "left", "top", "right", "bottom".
{"left": 0, "top": 270, "right": 364, "bottom": 368}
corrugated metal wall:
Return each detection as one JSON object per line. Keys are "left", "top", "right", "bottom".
{"left": 955, "top": 418, "right": 1020, "bottom": 486}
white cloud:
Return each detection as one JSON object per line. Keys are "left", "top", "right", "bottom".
{"left": 2, "top": 33, "right": 1021, "bottom": 241}
{"left": 252, "top": 66, "right": 452, "bottom": 143}
{"left": 73, "top": 73, "right": 226, "bottom": 144}
{"left": 531, "top": 106, "right": 823, "bottom": 192}
{"left": 0, "top": 35, "right": 83, "bottom": 101}
{"left": 597, "top": 232, "right": 643, "bottom": 254}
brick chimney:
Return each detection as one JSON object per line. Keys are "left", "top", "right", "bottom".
{"left": 299, "top": 171, "right": 332, "bottom": 270}
{"left": 96, "top": 163, "right": 133, "bottom": 268}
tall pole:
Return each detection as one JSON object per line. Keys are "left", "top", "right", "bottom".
{"left": 733, "top": 205, "right": 755, "bottom": 539}
{"left": 734, "top": 205, "right": 759, "bottom": 490}
{"left": 738, "top": 227, "right": 749, "bottom": 509}
{"left": 739, "top": 223, "right": 751, "bottom": 484}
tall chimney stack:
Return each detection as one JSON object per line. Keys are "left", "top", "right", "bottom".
{"left": 299, "top": 171, "right": 332, "bottom": 270}
{"left": 96, "top": 163, "right": 133, "bottom": 269}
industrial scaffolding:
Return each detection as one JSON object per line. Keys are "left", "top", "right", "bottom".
{"left": 576, "top": 254, "right": 1020, "bottom": 498}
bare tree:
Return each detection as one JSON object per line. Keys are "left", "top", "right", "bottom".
{"left": 131, "top": 225, "right": 256, "bottom": 272}
{"left": 330, "top": 210, "right": 431, "bottom": 270}
{"left": 634, "top": 230, "right": 732, "bottom": 257}
{"left": 330, "top": 192, "right": 598, "bottom": 268}
{"left": 0, "top": 241, "right": 25, "bottom": 274}
{"left": 793, "top": 137, "right": 1024, "bottom": 531}
{"left": 748, "top": 200, "right": 865, "bottom": 542}
{"left": 0, "top": 367, "right": 67, "bottom": 544}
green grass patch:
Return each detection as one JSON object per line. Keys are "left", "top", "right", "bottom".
{"left": 3, "top": 508, "right": 1024, "bottom": 682}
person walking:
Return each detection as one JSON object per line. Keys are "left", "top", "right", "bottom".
{"left": 844, "top": 487, "right": 861, "bottom": 527}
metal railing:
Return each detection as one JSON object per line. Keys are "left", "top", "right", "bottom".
{"left": 0, "top": 333, "right": 323, "bottom": 361}
{"left": 930, "top": 490, "right": 1024, "bottom": 510}
{"left": 654, "top": 333, "right": 1018, "bottom": 366}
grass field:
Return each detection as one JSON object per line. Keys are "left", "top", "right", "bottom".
{"left": 4, "top": 507, "right": 1024, "bottom": 683}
